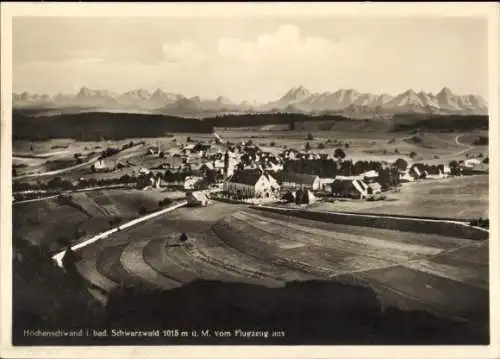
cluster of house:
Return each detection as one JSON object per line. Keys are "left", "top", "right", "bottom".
{"left": 119, "top": 135, "right": 488, "bottom": 205}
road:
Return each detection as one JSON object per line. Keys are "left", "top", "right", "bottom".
{"left": 447, "top": 134, "right": 476, "bottom": 158}
{"left": 13, "top": 155, "right": 101, "bottom": 180}
{"left": 52, "top": 200, "right": 188, "bottom": 267}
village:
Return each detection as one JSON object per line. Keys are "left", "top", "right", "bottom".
{"left": 78, "top": 131, "right": 489, "bottom": 210}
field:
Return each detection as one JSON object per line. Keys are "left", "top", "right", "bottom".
{"left": 13, "top": 188, "right": 186, "bottom": 253}
{"left": 313, "top": 175, "right": 489, "bottom": 220}
{"left": 70, "top": 188, "right": 185, "bottom": 217}
{"left": 12, "top": 121, "right": 489, "bottom": 183}
{"left": 73, "top": 202, "right": 488, "bottom": 328}
{"left": 210, "top": 128, "right": 487, "bottom": 163}
{"left": 13, "top": 137, "right": 194, "bottom": 182}
{"left": 13, "top": 199, "right": 90, "bottom": 251}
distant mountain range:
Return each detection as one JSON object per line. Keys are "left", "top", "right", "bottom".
{"left": 13, "top": 85, "right": 488, "bottom": 117}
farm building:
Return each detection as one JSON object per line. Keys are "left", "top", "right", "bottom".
{"left": 92, "top": 159, "right": 110, "bottom": 172}
{"left": 330, "top": 179, "right": 369, "bottom": 199}
{"left": 361, "top": 170, "right": 379, "bottom": 182}
{"left": 282, "top": 149, "right": 300, "bottom": 160}
{"left": 281, "top": 172, "right": 321, "bottom": 191}
{"left": 399, "top": 170, "right": 416, "bottom": 183}
{"left": 463, "top": 163, "right": 489, "bottom": 175}
{"left": 409, "top": 164, "right": 427, "bottom": 179}
{"left": 147, "top": 145, "right": 161, "bottom": 156}
{"left": 319, "top": 177, "right": 335, "bottom": 191}
{"left": 425, "top": 167, "right": 447, "bottom": 179}
{"left": 186, "top": 190, "right": 210, "bottom": 207}
{"left": 137, "top": 172, "right": 161, "bottom": 189}
{"left": 464, "top": 158, "right": 482, "bottom": 168}
{"left": 184, "top": 176, "right": 205, "bottom": 190}
{"left": 224, "top": 170, "right": 280, "bottom": 199}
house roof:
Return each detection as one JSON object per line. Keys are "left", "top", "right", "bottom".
{"left": 282, "top": 172, "right": 319, "bottom": 185}
{"left": 467, "top": 163, "right": 489, "bottom": 173}
{"left": 331, "top": 179, "right": 368, "bottom": 192}
{"left": 228, "top": 170, "right": 263, "bottom": 186}
{"left": 187, "top": 191, "right": 209, "bottom": 202}
{"left": 426, "top": 167, "right": 443, "bottom": 175}
{"left": 362, "top": 170, "right": 379, "bottom": 178}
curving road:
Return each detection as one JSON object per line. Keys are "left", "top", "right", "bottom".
{"left": 448, "top": 134, "right": 477, "bottom": 158}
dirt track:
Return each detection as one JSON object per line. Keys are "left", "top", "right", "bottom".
{"left": 74, "top": 202, "right": 488, "bottom": 325}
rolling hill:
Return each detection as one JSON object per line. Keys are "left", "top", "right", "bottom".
{"left": 12, "top": 109, "right": 488, "bottom": 141}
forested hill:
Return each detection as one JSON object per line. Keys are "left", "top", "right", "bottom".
{"left": 12, "top": 112, "right": 212, "bottom": 141}
{"left": 12, "top": 110, "right": 488, "bottom": 141}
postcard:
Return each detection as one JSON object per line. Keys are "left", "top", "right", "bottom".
{"left": 1, "top": 2, "right": 498, "bottom": 359}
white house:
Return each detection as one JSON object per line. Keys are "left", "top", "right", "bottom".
{"left": 361, "top": 170, "right": 379, "bottom": 181}
{"left": 186, "top": 190, "right": 210, "bottom": 207}
{"left": 368, "top": 182, "right": 382, "bottom": 194}
{"left": 399, "top": 171, "right": 416, "bottom": 183}
{"left": 319, "top": 177, "right": 335, "bottom": 191}
{"left": 184, "top": 176, "right": 205, "bottom": 190}
{"left": 147, "top": 145, "right": 161, "bottom": 156}
{"left": 464, "top": 158, "right": 481, "bottom": 168}
{"left": 92, "top": 159, "right": 111, "bottom": 172}
{"left": 425, "top": 167, "right": 447, "bottom": 180}
{"left": 224, "top": 170, "right": 280, "bottom": 198}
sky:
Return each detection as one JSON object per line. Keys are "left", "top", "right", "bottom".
{"left": 12, "top": 16, "right": 489, "bottom": 103}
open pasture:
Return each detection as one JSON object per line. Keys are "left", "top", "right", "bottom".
{"left": 314, "top": 175, "right": 488, "bottom": 220}
{"left": 454, "top": 131, "right": 489, "bottom": 146}
{"left": 210, "top": 128, "right": 482, "bottom": 163}
{"left": 71, "top": 188, "right": 184, "bottom": 218}
{"left": 13, "top": 199, "right": 90, "bottom": 251}
{"left": 72, "top": 202, "right": 487, "bottom": 327}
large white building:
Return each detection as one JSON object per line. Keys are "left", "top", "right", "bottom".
{"left": 224, "top": 170, "right": 280, "bottom": 199}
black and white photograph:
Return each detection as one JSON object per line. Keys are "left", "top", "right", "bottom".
{"left": 1, "top": 2, "right": 499, "bottom": 358}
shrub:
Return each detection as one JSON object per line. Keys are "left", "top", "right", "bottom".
{"left": 158, "top": 198, "right": 173, "bottom": 207}
{"left": 393, "top": 158, "right": 408, "bottom": 171}
{"left": 334, "top": 148, "right": 346, "bottom": 159}
{"left": 473, "top": 136, "right": 488, "bottom": 146}
{"left": 307, "top": 133, "right": 314, "bottom": 141}
{"left": 138, "top": 206, "right": 148, "bottom": 215}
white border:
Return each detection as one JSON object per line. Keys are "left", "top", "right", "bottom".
{"left": 1, "top": 2, "right": 499, "bottom": 359}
